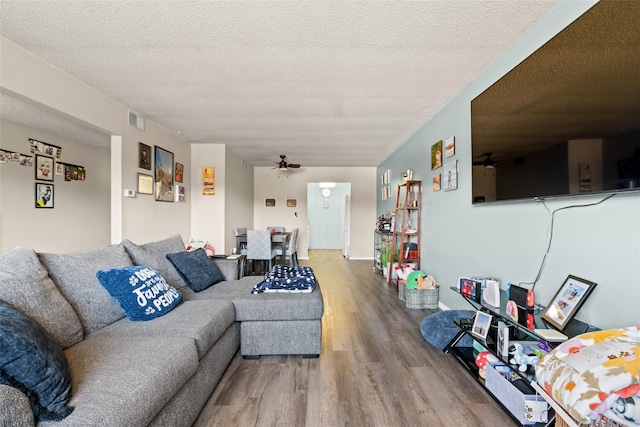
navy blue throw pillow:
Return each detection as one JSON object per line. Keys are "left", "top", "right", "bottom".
{"left": 96, "top": 266, "right": 183, "bottom": 321}
{"left": 0, "top": 299, "right": 73, "bottom": 421}
{"left": 166, "top": 248, "right": 226, "bottom": 292}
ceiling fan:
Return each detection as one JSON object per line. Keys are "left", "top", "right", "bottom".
{"left": 473, "top": 152, "right": 499, "bottom": 168}
{"left": 273, "top": 155, "right": 301, "bottom": 171}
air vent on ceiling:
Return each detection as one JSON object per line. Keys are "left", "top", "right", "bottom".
{"left": 128, "top": 110, "right": 145, "bottom": 131}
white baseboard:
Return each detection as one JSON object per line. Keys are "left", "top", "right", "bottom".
{"left": 438, "top": 301, "right": 450, "bottom": 311}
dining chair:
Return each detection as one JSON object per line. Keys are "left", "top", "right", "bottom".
{"left": 234, "top": 228, "right": 248, "bottom": 255}
{"left": 246, "top": 229, "right": 278, "bottom": 275}
{"left": 275, "top": 228, "right": 298, "bottom": 267}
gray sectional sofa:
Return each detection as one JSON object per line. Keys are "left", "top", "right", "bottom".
{"left": 0, "top": 234, "right": 324, "bottom": 427}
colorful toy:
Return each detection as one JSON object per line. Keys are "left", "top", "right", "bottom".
{"left": 475, "top": 351, "right": 499, "bottom": 379}
{"left": 508, "top": 343, "right": 540, "bottom": 373}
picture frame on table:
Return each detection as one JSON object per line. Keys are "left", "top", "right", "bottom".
{"left": 154, "top": 146, "right": 174, "bottom": 202}
{"left": 35, "top": 183, "right": 54, "bottom": 208}
{"left": 541, "top": 275, "right": 597, "bottom": 331}
{"left": 35, "top": 154, "right": 54, "bottom": 181}
{"left": 472, "top": 311, "right": 492, "bottom": 341}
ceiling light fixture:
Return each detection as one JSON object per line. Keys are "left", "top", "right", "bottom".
{"left": 318, "top": 182, "right": 336, "bottom": 188}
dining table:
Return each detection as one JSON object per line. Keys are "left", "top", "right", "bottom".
{"left": 235, "top": 232, "right": 290, "bottom": 265}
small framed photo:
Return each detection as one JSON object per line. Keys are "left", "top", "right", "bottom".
{"left": 472, "top": 311, "right": 493, "bottom": 341}
{"left": 174, "top": 184, "right": 185, "bottom": 202}
{"left": 445, "top": 136, "right": 455, "bottom": 158}
{"left": 137, "top": 173, "right": 154, "bottom": 195}
{"left": 35, "top": 183, "right": 54, "bottom": 208}
{"left": 431, "top": 140, "right": 443, "bottom": 170}
{"left": 175, "top": 162, "right": 184, "bottom": 183}
{"left": 433, "top": 174, "right": 441, "bottom": 191}
{"left": 139, "top": 142, "right": 152, "bottom": 170}
{"left": 459, "top": 277, "right": 482, "bottom": 303}
{"left": 35, "top": 155, "right": 54, "bottom": 181}
{"left": 265, "top": 198, "right": 276, "bottom": 207}
{"left": 541, "top": 275, "right": 597, "bottom": 331}
{"left": 286, "top": 199, "right": 297, "bottom": 207}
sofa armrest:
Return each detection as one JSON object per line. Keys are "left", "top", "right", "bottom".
{"left": 212, "top": 258, "right": 240, "bottom": 281}
{"left": 0, "top": 384, "right": 35, "bottom": 427}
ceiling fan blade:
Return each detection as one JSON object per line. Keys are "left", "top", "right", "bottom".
{"left": 288, "top": 164, "right": 301, "bottom": 168}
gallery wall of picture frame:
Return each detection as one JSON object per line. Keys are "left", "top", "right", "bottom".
{"left": 431, "top": 136, "right": 457, "bottom": 192}
{"left": 137, "top": 141, "right": 185, "bottom": 202}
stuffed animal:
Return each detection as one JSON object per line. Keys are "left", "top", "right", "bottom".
{"left": 508, "top": 343, "right": 540, "bottom": 373}
{"left": 394, "top": 264, "right": 415, "bottom": 281}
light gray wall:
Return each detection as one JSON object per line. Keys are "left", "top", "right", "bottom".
{"left": 378, "top": 1, "right": 640, "bottom": 330}
{"left": 0, "top": 119, "right": 111, "bottom": 253}
{"left": 254, "top": 167, "right": 375, "bottom": 260}
{"left": 224, "top": 148, "right": 254, "bottom": 255}
{"left": 2, "top": 37, "right": 192, "bottom": 248}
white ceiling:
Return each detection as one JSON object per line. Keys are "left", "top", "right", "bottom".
{"left": 0, "top": 1, "right": 559, "bottom": 167}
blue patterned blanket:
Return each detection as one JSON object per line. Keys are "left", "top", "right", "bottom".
{"left": 251, "top": 265, "right": 317, "bottom": 294}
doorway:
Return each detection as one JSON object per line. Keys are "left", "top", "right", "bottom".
{"left": 307, "top": 183, "right": 351, "bottom": 257}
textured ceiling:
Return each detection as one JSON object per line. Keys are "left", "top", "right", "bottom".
{"left": 0, "top": 1, "right": 559, "bottom": 167}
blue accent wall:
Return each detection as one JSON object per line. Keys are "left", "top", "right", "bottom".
{"left": 377, "top": 1, "right": 640, "bottom": 330}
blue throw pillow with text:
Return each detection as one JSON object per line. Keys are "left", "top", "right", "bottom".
{"left": 96, "top": 266, "right": 182, "bottom": 321}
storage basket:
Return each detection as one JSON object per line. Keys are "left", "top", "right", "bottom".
{"left": 402, "top": 284, "right": 439, "bottom": 309}
{"left": 555, "top": 416, "right": 627, "bottom": 427}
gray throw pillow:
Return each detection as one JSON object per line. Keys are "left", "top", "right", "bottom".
{"left": 0, "top": 299, "right": 73, "bottom": 421}
{"left": 0, "top": 247, "right": 83, "bottom": 349}
{"left": 121, "top": 234, "right": 188, "bottom": 290}
{"left": 39, "top": 244, "right": 133, "bottom": 335}
{"left": 166, "top": 249, "right": 226, "bottom": 292}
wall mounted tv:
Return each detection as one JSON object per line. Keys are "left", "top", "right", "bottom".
{"left": 471, "top": 1, "right": 640, "bottom": 204}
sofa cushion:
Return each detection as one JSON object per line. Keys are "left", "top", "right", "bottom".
{"left": 39, "top": 244, "right": 133, "bottom": 335}
{"left": 166, "top": 248, "right": 225, "bottom": 292}
{"left": 96, "top": 266, "right": 183, "bottom": 321}
{"left": 0, "top": 247, "right": 83, "bottom": 349}
{"left": 182, "top": 276, "right": 325, "bottom": 322}
{"left": 88, "top": 300, "right": 235, "bottom": 359}
{"left": 0, "top": 299, "right": 73, "bottom": 422}
{"left": 59, "top": 336, "right": 198, "bottom": 427}
{"left": 121, "top": 234, "right": 188, "bottom": 290}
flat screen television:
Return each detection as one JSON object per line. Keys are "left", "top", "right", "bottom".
{"left": 471, "top": 1, "right": 640, "bottom": 204}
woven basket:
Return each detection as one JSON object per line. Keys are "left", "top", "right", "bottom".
{"left": 402, "top": 284, "right": 439, "bottom": 309}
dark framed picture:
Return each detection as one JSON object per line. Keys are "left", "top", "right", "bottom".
{"left": 265, "top": 198, "right": 276, "bottom": 207}
{"left": 471, "top": 311, "right": 492, "bottom": 341}
{"left": 35, "top": 154, "right": 54, "bottom": 181}
{"left": 35, "top": 183, "right": 54, "bottom": 208}
{"left": 175, "top": 162, "right": 184, "bottom": 183}
{"left": 541, "top": 275, "right": 597, "bottom": 331}
{"left": 139, "top": 142, "right": 152, "bottom": 170}
{"left": 137, "top": 173, "right": 153, "bottom": 195}
{"left": 154, "top": 146, "right": 174, "bottom": 202}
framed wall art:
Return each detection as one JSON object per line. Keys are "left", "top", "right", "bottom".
{"left": 202, "top": 166, "right": 215, "bottom": 196}
{"left": 137, "top": 173, "right": 153, "bottom": 195}
{"left": 431, "top": 140, "right": 443, "bottom": 170}
{"left": 35, "top": 155, "right": 54, "bottom": 181}
{"left": 445, "top": 136, "right": 455, "bottom": 158}
{"left": 139, "top": 142, "right": 152, "bottom": 170}
{"left": 443, "top": 160, "right": 458, "bottom": 191}
{"left": 265, "top": 198, "right": 276, "bottom": 207}
{"left": 35, "top": 183, "right": 54, "bottom": 208}
{"left": 541, "top": 275, "right": 597, "bottom": 331}
{"left": 175, "top": 162, "right": 184, "bottom": 183}
{"left": 174, "top": 184, "right": 185, "bottom": 202}
{"left": 154, "top": 146, "right": 174, "bottom": 202}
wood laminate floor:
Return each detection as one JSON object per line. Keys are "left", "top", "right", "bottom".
{"left": 194, "top": 250, "right": 517, "bottom": 427}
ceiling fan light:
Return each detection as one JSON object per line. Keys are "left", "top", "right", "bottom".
{"left": 279, "top": 166, "right": 287, "bottom": 171}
